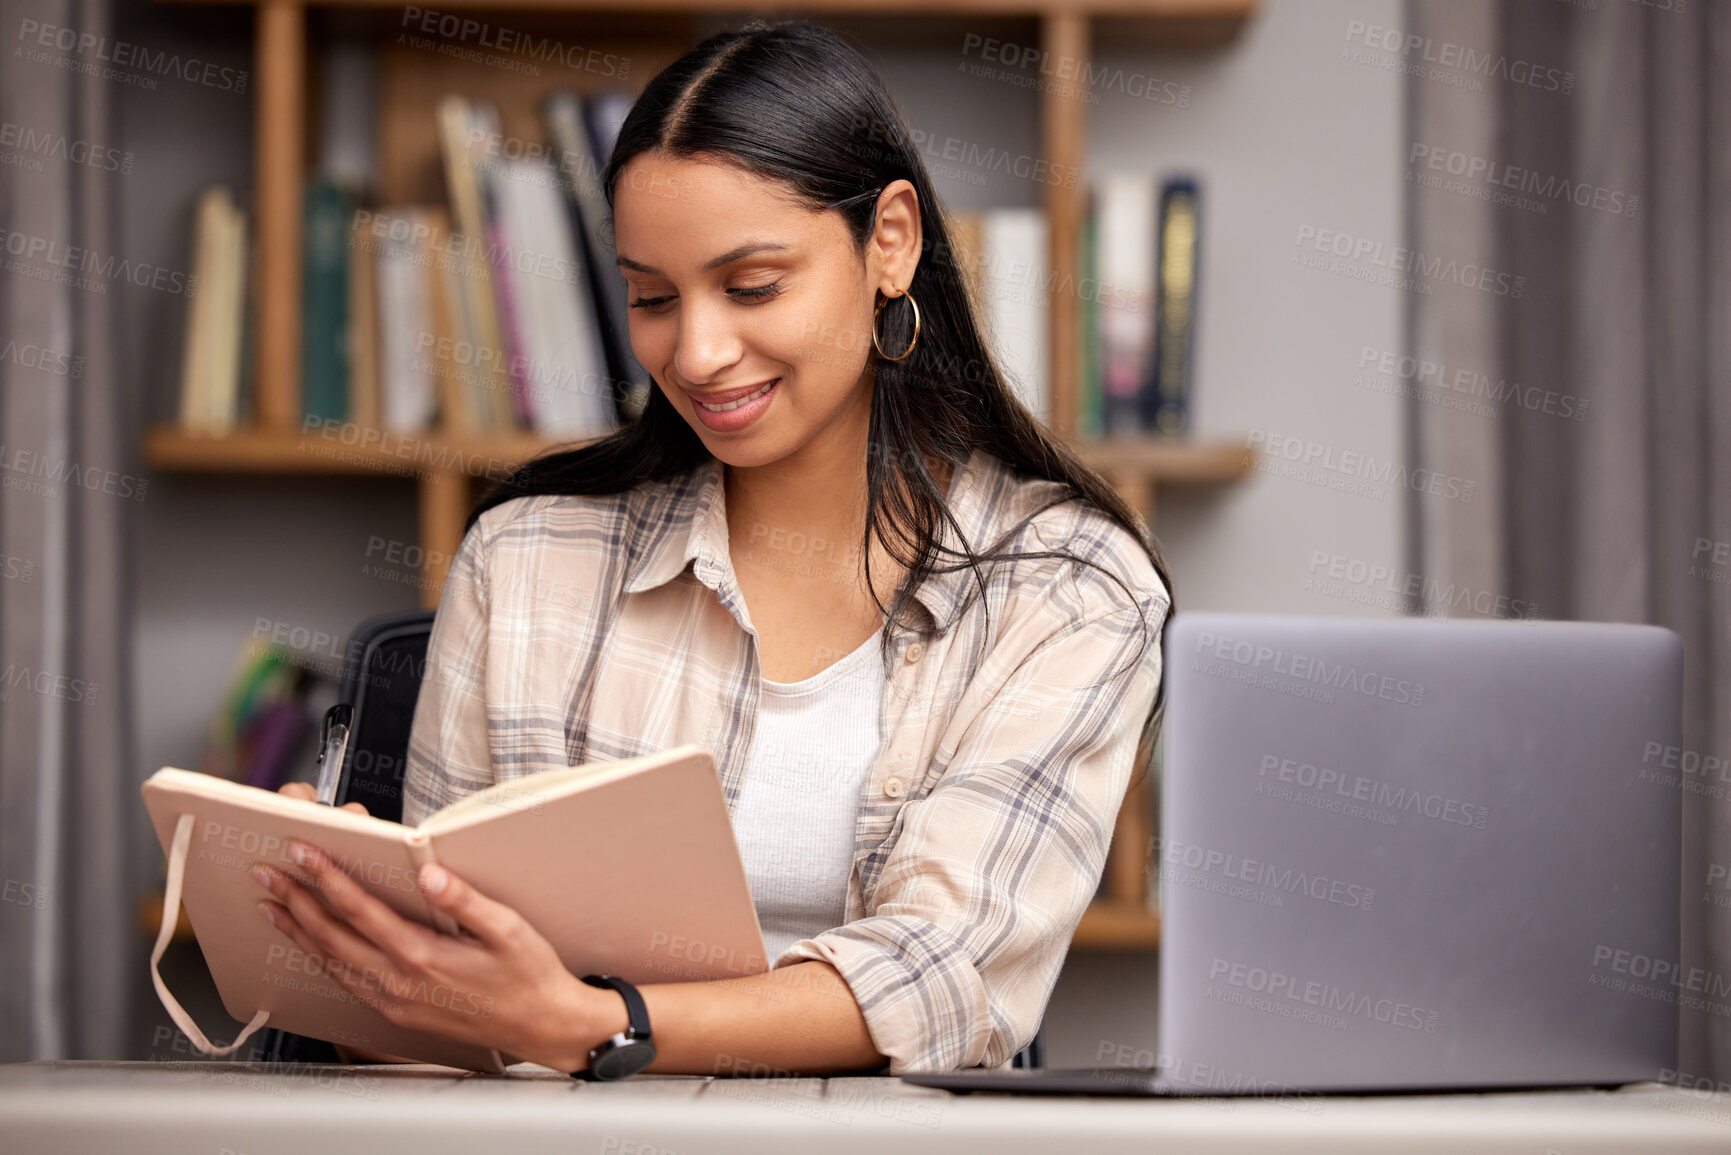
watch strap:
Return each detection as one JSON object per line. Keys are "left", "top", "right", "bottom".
{"left": 581, "top": 974, "right": 652, "bottom": 1041}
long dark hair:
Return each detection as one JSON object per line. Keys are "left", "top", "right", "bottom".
{"left": 469, "top": 19, "right": 1175, "bottom": 757}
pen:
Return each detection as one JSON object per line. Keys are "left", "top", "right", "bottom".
{"left": 313, "top": 703, "right": 352, "bottom": 806}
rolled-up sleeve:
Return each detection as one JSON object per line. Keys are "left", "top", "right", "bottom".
{"left": 778, "top": 562, "right": 1169, "bottom": 1072}
{"left": 401, "top": 519, "right": 497, "bottom": 827}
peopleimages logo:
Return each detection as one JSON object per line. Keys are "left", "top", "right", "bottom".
{"left": 1342, "top": 20, "right": 1574, "bottom": 95}
{"left": 15, "top": 19, "right": 249, "bottom": 92}
{"left": 1408, "top": 143, "right": 1637, "bottom": 218}
{"left": 1191, "top": 628, "right": 1427, "bottom": 708}
{"left": 1355, "top": 346, "right": 1587, "bottom": 422}
{"left": 1257, "top": 754, "right": 1489, "bottom": 830}
{"left": 1152, "top": 835, "right": 1375, "bottom": 911}
{"left": 1249, "top": 428, "right": 1476, "bottom": 504}
{"left": 1293, "top": 225, "right": 1524, "bottom": 298}
{"left": 1590, "top": 945, "right": 1731, "bottom": 1015}
{"left": 0, "top": 120, "right": 133, "bottom": 174}
{"left": 1208, "top": 957, "right": 1441, "bottom": 1034}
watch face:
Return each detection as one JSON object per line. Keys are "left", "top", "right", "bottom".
{"left": 592, "top": 1038, "right": 657, "bottom": 1080}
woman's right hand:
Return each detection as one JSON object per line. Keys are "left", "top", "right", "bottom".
{"left": 273, "top": 782, "right": 406, "bottom": 1063}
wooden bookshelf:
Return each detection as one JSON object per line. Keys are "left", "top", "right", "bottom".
{"left": 147, "top": 0, "right": 1259, "bottom": 949}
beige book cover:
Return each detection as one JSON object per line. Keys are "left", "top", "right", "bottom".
{"left": 142, "top": 744, "right": 767, "bottom": 1072}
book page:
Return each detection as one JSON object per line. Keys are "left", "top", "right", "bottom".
{"left": 418, "top": 758, "right": 639, "bottom": 833}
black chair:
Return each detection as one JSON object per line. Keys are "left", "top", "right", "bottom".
{"left": 252, "top": 609, "right": 1042, "bottom": 1070}
{"left": 253, "top": 610, "right": 435, "bottom": 1064}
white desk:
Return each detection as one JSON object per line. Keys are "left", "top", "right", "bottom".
{"left": 2, "top": 1061, "right": 1729, "bottom": 1154}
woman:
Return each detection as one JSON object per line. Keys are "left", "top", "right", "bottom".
{"left": 259, "top": 19, "right": 1172, "bottom": 1076}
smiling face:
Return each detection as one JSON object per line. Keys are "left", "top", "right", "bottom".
{"left": 612, "top": 152, "right": 920, "bottom": 470}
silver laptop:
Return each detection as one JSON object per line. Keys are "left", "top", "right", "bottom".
{"left": 905, "top": 613, "right": 1682, "bottom": 1097}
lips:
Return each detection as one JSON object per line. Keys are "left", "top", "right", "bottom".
{"left": 687, "top": 379, "right": 779, "bottom": 407}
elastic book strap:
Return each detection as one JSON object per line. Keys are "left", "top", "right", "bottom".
{"left": 150, "top": 812, "right": 272, "bottom": 1056}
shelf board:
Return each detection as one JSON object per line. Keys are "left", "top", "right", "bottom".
{"left": 158, "top": 0, "right": 1253, "bottom": 19}
{"left": 143, "top": 426, "right": 590, "bottom": 480}
{"left": 146, "top": 425, "right": 1255, "bottom": 485}
{"left": 1072, "top": 436, "right": 1256, "bottom": 484}
{"left": 1071, "top": 900, "right": 1161, "bottom": 950}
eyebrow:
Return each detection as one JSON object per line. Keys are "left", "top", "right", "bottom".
{"left": 615, "top": 241, "right": 791, "bottom": 275}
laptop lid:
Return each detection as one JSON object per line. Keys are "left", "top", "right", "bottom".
{"left": 1157, "top": 613, "right": 1682, "bottom": 1092}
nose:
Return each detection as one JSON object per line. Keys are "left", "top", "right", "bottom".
{"left": 671, "top": 296, "right": 743, "bottom": 387}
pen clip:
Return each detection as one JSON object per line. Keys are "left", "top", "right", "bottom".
{"left": 314, "top": 703, "right": 353, "bottom": 806}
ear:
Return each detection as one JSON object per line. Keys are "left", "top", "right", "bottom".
{"left": 867, "top": 179, "right": 922, "bottom": 296}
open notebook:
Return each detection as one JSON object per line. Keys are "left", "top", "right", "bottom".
{"left": 142, "top": 744, "right": 767, "bottom": 1072}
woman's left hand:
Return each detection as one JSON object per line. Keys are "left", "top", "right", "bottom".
{"left": 253, "top": 840, "right": 603, "bottom": 1070}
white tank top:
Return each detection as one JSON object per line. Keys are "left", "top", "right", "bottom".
{"left": 732, "top": 625, "right": 888, "bottom": 964}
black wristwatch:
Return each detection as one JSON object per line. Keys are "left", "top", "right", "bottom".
{"left": 571, "top": 974, "right": 656, "bottom": 1081}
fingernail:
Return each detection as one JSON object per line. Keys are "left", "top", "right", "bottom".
{"left": 289, "top": 843, "right": 312, "bottom": 867}
{"left": 257, "top": 901, "right": 277, "bottom": 926}
{"left": 420, "top": 864, "right": 447, "bottom": 896}
{"left": 252, "top": 866, "right": 273, "bottom": 889}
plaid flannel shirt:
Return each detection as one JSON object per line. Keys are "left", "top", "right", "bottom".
{"left": 402, "top": 447, "right": 1170, "bottom": 1072}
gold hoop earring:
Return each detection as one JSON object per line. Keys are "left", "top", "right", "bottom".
{"left": 872, "top": 291, "right": 921, "bottom": 362}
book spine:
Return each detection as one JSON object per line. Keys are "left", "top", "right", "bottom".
{"left": 482, "top": 194, "right": 534, "bottom": 428}
{"left": 209, "top": 196, "right": 246, "bottom": 433}
{"left": 545, "top": 90, "right": 640, "bottom": 426}
{"left": 1096, "top": 175, "right": 1155, "bottom": 438}
{"left": 982, "top": 208, "right": 1049, "bottom": 425}
{"left": 403, "top": 830, "right": 463, "bottom": 936}
{"left": 300, "top": 179, "right": 353, "bottom": 423}
{"left": 1147, "top": 179, "right": 1198, "bottom": 435}
{"left": 178, "top": 190, "right": 219, "bottom": 430}
{"left": 437, "top": 97, "right": 517, "bottom": 431}
{"left": 374, "top": 207, "right": 436, "bottom": 432}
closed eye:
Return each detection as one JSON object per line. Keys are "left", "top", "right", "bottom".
{"left": 730, "top": 282, "right": 783, "bottom": 302}
{"left": 628, "top": 283, "right": 785, "bottom": 311}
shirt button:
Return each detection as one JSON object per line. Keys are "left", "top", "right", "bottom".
{"left": 883, "top": 776, "right": 906, "bottom": 799}
{"left": 903, "top": 641, "right": 926, "bottom": 664}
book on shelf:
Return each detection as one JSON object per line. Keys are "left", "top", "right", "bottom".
{"left": 1080, "top": 174, "right": 1203, "bottom": 439}
{"left": 582, "top": 89, "right": 633, "bottom": 170}
{"left": 427, "top": 210, "right": 483, "bottom": 436}
{"left": 945, "top": 208, "right": 1050, "bottom": 424}
{"left": 301, "top": 178, "right": 355, "bottom": 423}
{"left": 481, "top": 167, "right": 535, "bottom": 431}
{"left": 143, "top": 745, "right": 767, "bottom": 1072}
{"left": 487, "top": 155, "right": 615, "bottom": 437}
{"left": 299, "top": 41, "right": 372, "bottom": 429}
{"left": 370, "top": 206, "right": 441, "bottom": 434}
{"left": 1094, "top": 174, "right": 1156, "bottom": 438}
{"left": 434, "top": 94, "right": 517, "bottom": 433}
{"left": 544, "top": 89, "right": 650, "bottom": 426}
{"left": 1148, "top": 178, "right": 1198, "bottom": 436}
{"left": 176, "top": 186, "right": 247, "bottom": 435}
{"left": 979, "top": 208, "right": 1049, "bottom": 426}
{"left": 169, "top": 64, "right": 648, "bottom": 443}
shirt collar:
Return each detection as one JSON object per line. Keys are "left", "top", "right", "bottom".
{"left": 621, "top": 449, "right": 995, "bottom": 635}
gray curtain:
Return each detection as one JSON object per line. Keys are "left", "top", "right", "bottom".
{"left": 1409, "top": 0, "right": 1731, "bottom": 1079}
{"left": 0, "top": 0, "right": 132, "bottom": 1060}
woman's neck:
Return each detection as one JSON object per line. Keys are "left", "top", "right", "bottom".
{"left": 724, "top": 447, "right": 869, "bottom": 560}
{"left": 723, "top": 440, "right": 955, "bottom": 595}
